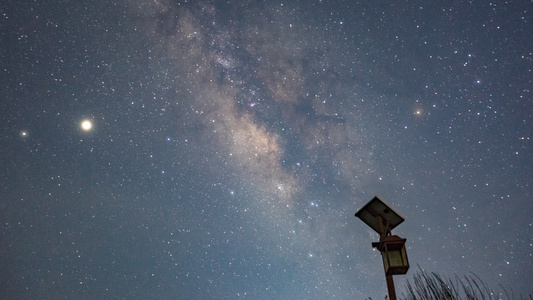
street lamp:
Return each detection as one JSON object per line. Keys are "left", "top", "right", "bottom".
{"left": 373, "top": 235, "right": 409, "bottom": 276}
{"left": 355, "top": 196, "right": 409, "bottom": 300}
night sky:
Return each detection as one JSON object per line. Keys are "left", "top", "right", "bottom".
{"left": 1, "top": 1, "right": 532, "bottom": 299}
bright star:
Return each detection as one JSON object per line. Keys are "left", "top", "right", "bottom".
{"left": 20, "top": 130, "right": 28, "bottom": 138}
{"left": 81, "top": 120, "right": 93, "bottom": 131}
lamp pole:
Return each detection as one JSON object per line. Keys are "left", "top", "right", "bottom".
{"left": 355, "top": 196, "right": 409, "bottom": 300}
{"left": 386, "top": 274, "right": 396, "bottom": 300}
{"left": 377, "top": 215, "right": 396, "bottom": 300}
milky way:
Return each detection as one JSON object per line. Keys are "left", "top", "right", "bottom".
{"left": 123, "top": 1, "right": 378, "bottom": 296}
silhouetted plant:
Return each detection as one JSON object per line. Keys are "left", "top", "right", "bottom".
{"left": 399, "top": 266, "right": 532, "bottom": 300}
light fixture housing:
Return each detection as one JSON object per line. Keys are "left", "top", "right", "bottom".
{"left": 373, "top": 235, "right": 409, "bottom": 275}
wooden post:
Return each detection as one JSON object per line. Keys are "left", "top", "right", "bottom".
{"left": 377, "top": 215, "right": 397, "bottom": 300}
{"left": 386, "top": 274, "right": 397, "bottom": 300}
{"left": 377, "top": 215, "right": 385, "bottom": 239}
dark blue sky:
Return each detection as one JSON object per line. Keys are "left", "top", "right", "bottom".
{"left": 2, "top": 1, "right": 532, "bottom": 299}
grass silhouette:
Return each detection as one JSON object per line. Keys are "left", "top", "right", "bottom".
{"left": 399, "top": 266, "right": 532, "bottom": 300}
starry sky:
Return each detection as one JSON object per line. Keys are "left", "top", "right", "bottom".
{"left": 1, "top": 1, "right": 532, "bottom": 299}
